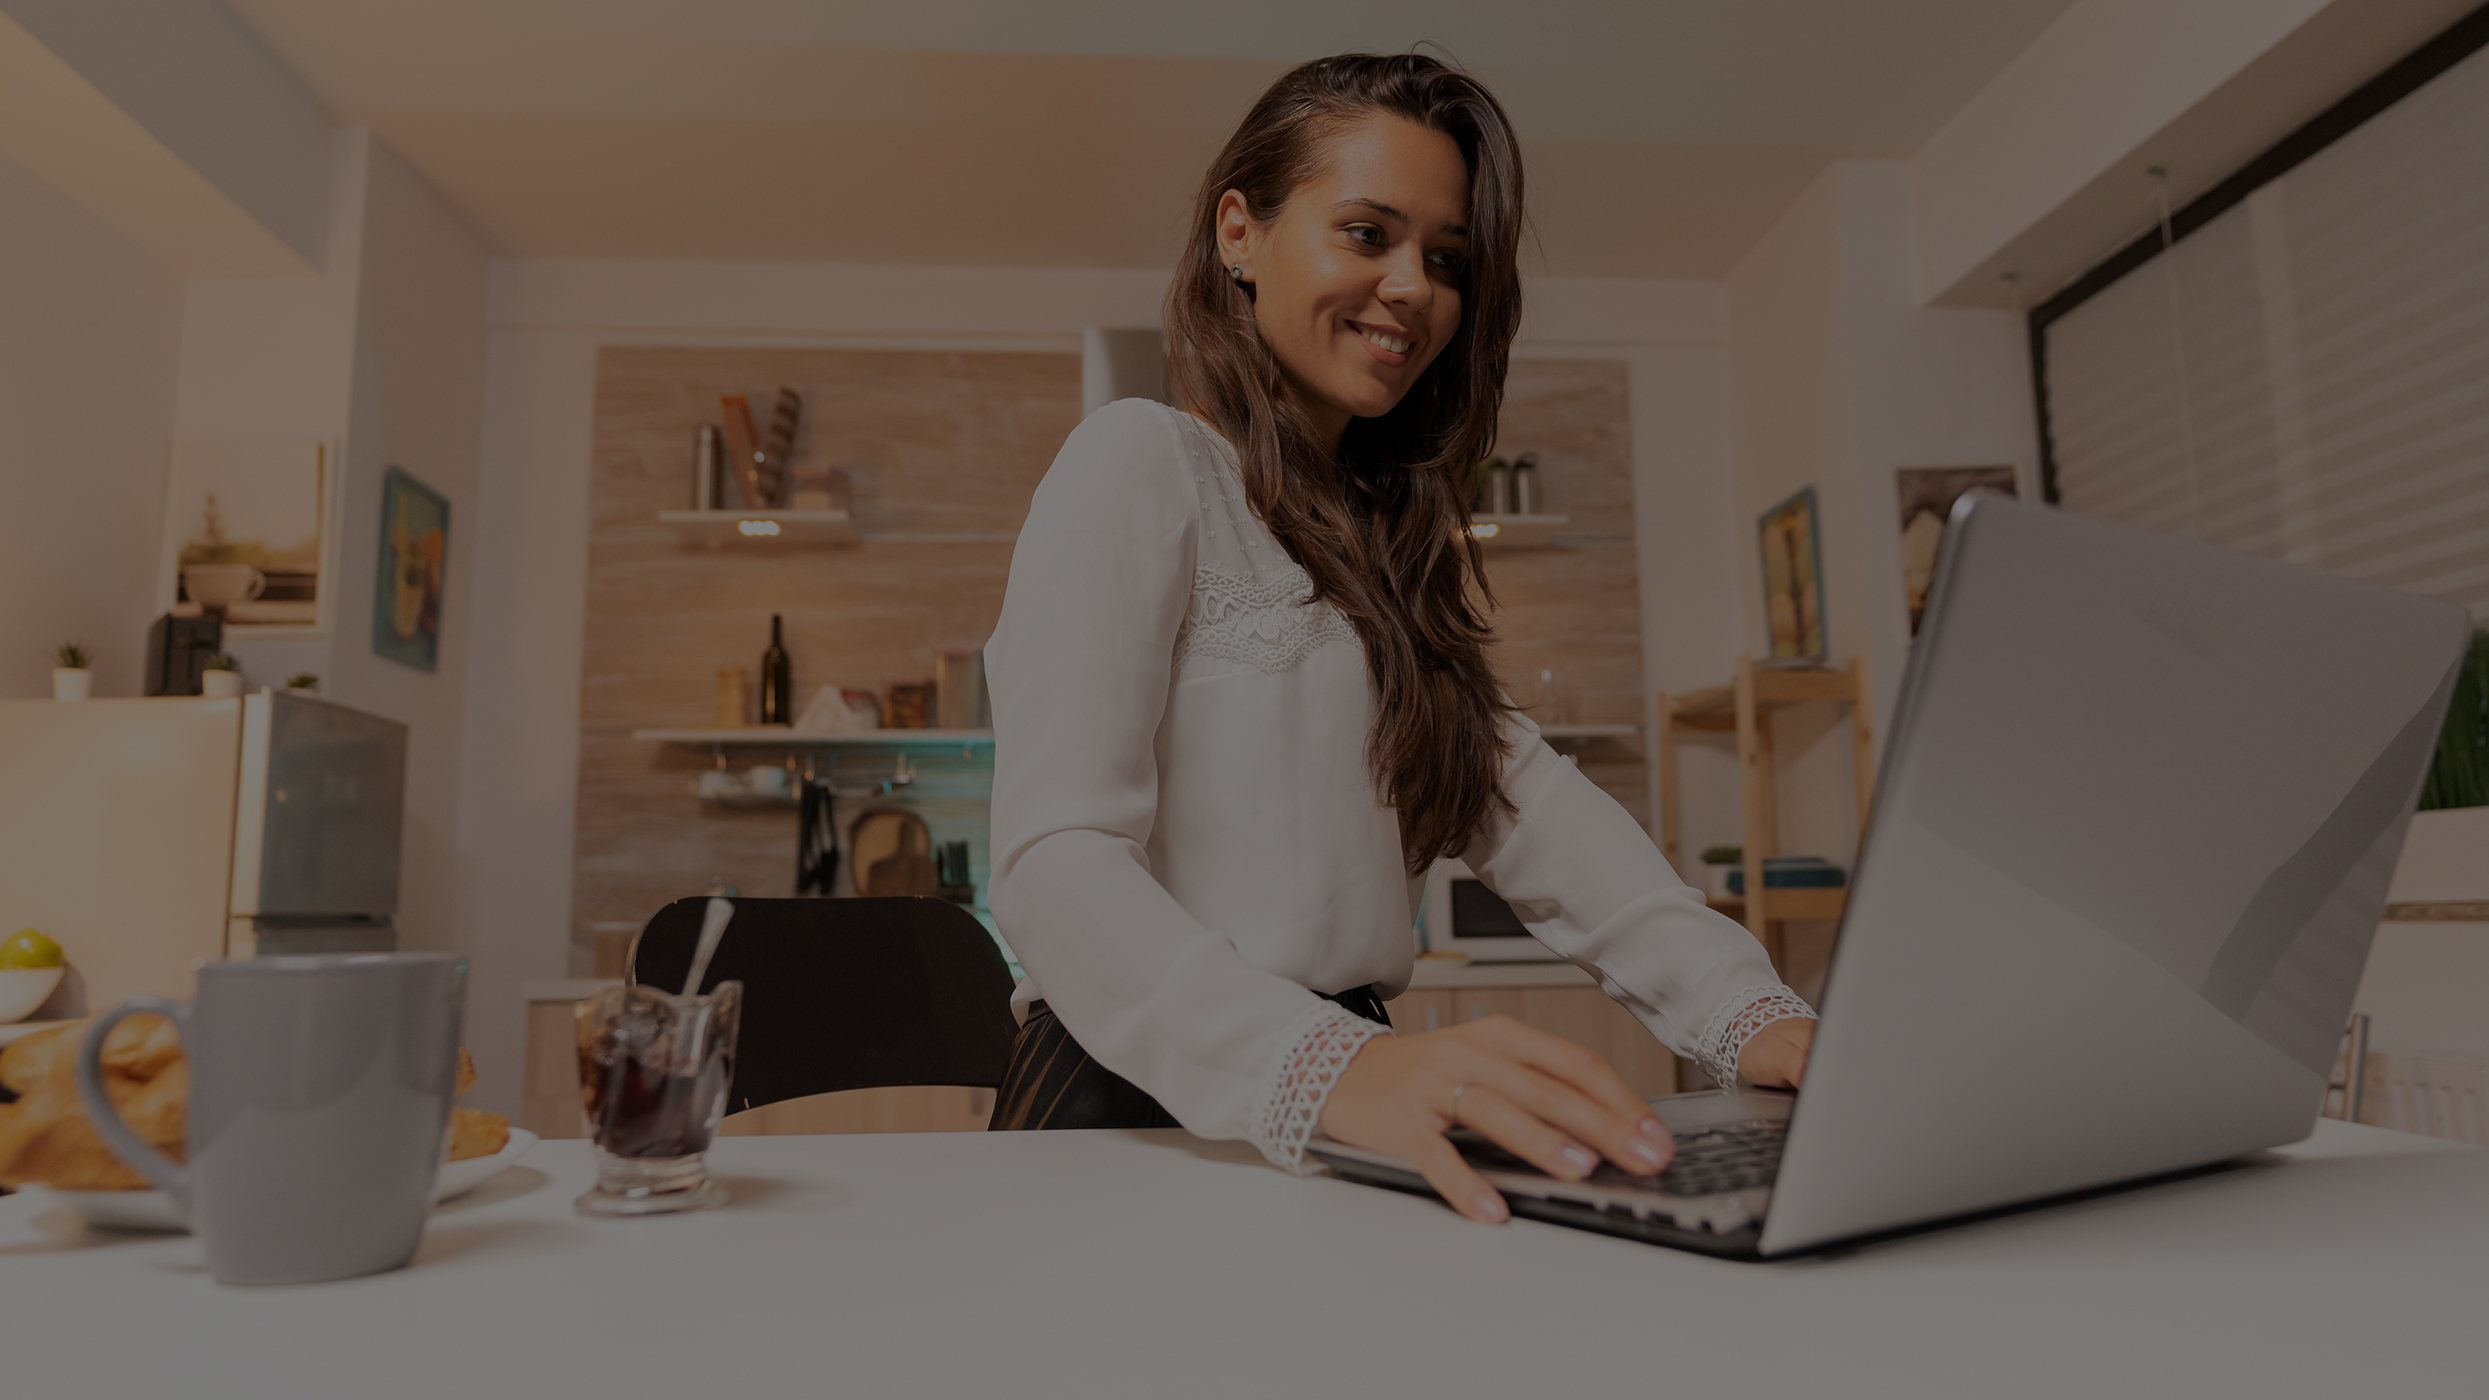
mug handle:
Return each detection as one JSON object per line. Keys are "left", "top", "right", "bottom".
{"left": 74, "top": 998, "right": 194, "bottom": 1210}
{"left": 242, "top": 569, "right": 267, "bottom": 602}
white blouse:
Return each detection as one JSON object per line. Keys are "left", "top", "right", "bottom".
{"left": 984, "top": 400, "right": 1814, "bottom": 1171}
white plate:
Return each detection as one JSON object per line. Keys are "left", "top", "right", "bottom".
{"left": 436, "top": 1128, "right": 541, "bottom": 1204}
{"left": 26, "top": 1128, "right": 540, "bottom": 1233}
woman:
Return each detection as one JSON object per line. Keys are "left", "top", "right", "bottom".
{"left": 984, "top": 53, "right": 1815, "bottom": 1223}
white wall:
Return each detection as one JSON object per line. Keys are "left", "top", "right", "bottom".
{"left": 171, "top": 133, "right": 367, "bottom": 695}
{"left": 457, "top": 324, "right": 601, "bottom": 1113}
{"left": 1910, "top": 0, "right": 2479, "bottom": 305}
{"left": 1620, "top": 343, "right": 1745, "bottom": 861}
{"left": 0, "top": 0, "right": 331, "bottom": 268}
{"left": 1727, "top": 160, "right": 2036, "bottom": 864}
{"left": 1914, "top": 0, "right": 2334, "bottom": 302}
{"left": 170, "top": 128, "right": 498, "bottom": 1092}
{"left": 325, "top": 137, "right": 490, "bottom": 970}
{"left": 0, "top": 147, "right": 187, "bottom": 699}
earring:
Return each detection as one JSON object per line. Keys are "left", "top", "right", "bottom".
{"left": 1228, "top": 264, "right": 1246, "bottom": 283}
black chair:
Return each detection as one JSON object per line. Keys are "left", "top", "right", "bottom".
{"left": 625, "top": 896, "right": 1018, "bottom": 1118}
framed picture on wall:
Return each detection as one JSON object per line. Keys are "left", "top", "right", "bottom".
{"left": 158, "top": 436, "right": 335, "bottom": 634}
{"left": 1757, "top": 486, "right": 1827, "bottom": 662}
{"left": 372, "top": 467, "right": 449, "bottom": 671}
{"left": 1895, "top": 466, "right": 2019, "bottom": 634}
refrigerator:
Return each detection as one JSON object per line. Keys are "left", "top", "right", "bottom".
{"left": 0, "top": 692, "right": 406, "bottom": 1017}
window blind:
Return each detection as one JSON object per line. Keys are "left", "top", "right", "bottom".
{"left": 2040, "top": 35, "right": 2489, "bottom": 618}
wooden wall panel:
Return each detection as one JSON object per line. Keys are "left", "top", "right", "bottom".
{"left": 573, "top": 347, "right": 1080, "bottom": 973}
{"left": 572, "top": 349, "right": 1644, "bottom": 974}
{"left": 1483, "top": 359, "right": 1648, "bottom": 826}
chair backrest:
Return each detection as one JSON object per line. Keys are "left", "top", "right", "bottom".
{"left": 625, "top": 896, "right": 1018, "bottom": 1116}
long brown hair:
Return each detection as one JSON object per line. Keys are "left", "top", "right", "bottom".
{"left": 1166, "top": 53, "right": 1523, "bottom": 876}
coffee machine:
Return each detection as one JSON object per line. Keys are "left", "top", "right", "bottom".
{"left": 144, "top": 613, "right": 224, "bottom": 696}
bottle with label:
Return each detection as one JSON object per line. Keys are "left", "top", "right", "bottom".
{"left": 759, "top": 614, "right": 792, "bottom": 726}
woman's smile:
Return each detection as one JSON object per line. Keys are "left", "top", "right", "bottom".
{"left": 1349, "top": 319, "right": 1417, "bottom": 365}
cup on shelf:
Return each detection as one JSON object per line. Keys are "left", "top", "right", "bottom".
{"left": 744, "top": 765, "right": 791, "bottom": 797}
{"left": 182, "top": 565, "right": 266, "bottom": 615}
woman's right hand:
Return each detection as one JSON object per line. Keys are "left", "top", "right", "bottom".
{"left": 1318, "top": 1015, "right": 1676, "bottom": 1223}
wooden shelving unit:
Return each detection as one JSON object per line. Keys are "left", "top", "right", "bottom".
{"left": 636, "top": 728, "right": 995, "bottom": 777}
{"left": 1656, "top": 654, "right": 1875, "bottom": 971}
{"left": 1536, "top": 722, "right": 1639, "bottom": 741}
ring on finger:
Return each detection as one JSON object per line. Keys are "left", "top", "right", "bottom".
{"left": 1448, "top": 1082, "right": 1470, "bottom": 1125}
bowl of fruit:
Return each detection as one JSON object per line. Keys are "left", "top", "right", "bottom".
{"left": 0, "top": 929, "right": 66, "bottom": 1023}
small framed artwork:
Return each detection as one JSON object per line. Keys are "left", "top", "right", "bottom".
{"left": 1757, "top": 486, "right": 1827, "bottom": 662}
{"left": 373, "top": 467, "right": 449, "bottom": 671}
{"left": 1895, "top": 466, "right": 2019, "bottom": 634}
{"left": 159, "top": 436, "right": 334, "bottom": 634}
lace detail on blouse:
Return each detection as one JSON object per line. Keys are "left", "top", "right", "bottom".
{"left": 1248, "top": 999, "right": 1390, "bottom": 1174}
{"left": 1172, "top": 563, "right": 1361, "bottom": 676}
{"left": 1693, "top": 984, "right": 1818, "bottom": 1088}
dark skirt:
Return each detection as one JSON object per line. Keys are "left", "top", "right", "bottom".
{"left": 988, "top": 986, "right": 1394, "bottom": 1131}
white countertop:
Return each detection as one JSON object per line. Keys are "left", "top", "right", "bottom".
{"left": 3, "top": 1122, "right": 2480, "bottom": 1397}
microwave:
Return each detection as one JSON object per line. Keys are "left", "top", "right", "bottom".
{"left": 1420, "top": 858, "right": 1560, "bottom": 962}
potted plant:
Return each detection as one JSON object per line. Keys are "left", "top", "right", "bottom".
{"left": 51, "top": 642, "right": 91, "bottom": 701}
{"left": 202, "top": 653, "right": 244, "bottom": 699}
{"left": 1699, "top": 845, "right": 1743, "bottom": 903}
{"left": 285, "top": 672, "right": 321, "bottom": 697}
{"left": 2419, "top": 628, "right": 2487, "bottom": 811}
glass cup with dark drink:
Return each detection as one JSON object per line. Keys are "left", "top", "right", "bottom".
{"left": 573, "top": 981, "right": 743, "bottom": 1217}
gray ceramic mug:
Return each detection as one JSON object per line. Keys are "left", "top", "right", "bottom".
{"left": 75, "top": 953, "right": 468, "bottom": 1285}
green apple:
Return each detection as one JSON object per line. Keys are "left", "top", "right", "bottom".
{"left": 0, "top": 929, "right": 63, "bottom": 969}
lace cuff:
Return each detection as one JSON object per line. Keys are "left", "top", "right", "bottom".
{"left": 1247, "top": 1000, "right": 1391, "bottom": 1174}
{"left": 1693, "top": 985, "right": 1818, "bottom": 1088}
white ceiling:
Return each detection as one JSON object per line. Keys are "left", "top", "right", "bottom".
{"left": 224, "top": 0, "right": 2083, "bottom": 277}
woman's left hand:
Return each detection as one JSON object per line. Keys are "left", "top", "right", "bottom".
{"left": 1736, "top": 1017, "right": 1814, "bottom": 1089}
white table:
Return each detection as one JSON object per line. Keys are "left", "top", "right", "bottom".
{"left": 4, "top": 1122, "right": 2482, "bottom": 1398}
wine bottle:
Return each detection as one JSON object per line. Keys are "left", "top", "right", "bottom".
{"left": 760, "top": 614, "right": 792, "bottom": 725}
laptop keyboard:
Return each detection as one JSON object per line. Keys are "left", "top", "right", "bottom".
{"left": 1640, "top": 1121, "right": 1786, "bottom": 1196}
{"left": 1459, "top": 1119, "right": 1787, "bottom": 1197}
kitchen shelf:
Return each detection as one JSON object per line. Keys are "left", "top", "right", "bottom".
{"left": 1663, "top": 665, "right": 1863, "bottom": 732}
{"left": 1537, "top": 723, "right": 1639, "bottom": 741}
{"left": 694, "top": 790, "right": 802, "bottom": 808}
{"left": 658, "top": 509, "right": 861, "bottom": 547}
{"left": 636, "top": 728, "right": 994, "bottom": 747}
{"left": 1465, "top": 514, "right": 1570, "bottom": 549}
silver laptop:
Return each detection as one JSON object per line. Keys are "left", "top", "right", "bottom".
{"left": 1312, "top": 496, "right": 2471, "bottom": 1259}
